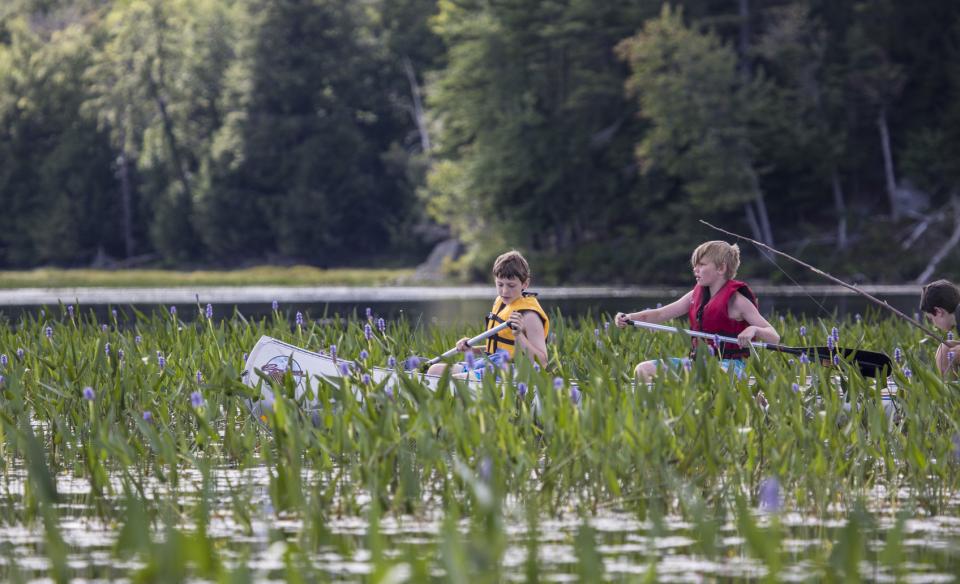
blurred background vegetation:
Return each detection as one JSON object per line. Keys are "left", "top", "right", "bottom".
{"left": 1, "top": 0, "right": 959, "bottom": 285}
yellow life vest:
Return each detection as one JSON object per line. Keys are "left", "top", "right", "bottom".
{"left": 484, "top": 293, "right": 550, "bottom": 358}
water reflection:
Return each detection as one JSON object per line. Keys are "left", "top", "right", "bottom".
{"left": 0, "top": 467, "right": 956, "bottom": 582}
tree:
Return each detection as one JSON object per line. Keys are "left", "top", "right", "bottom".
{"left": 617, "top": 5, "right": 776, "bottom": 246}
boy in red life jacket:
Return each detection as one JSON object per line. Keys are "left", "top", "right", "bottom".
{"left": 919, "top": 279, "right": 960, "bottom": 376}
{"left": 427, "top": 250, "right": 550, "bottom": 379}
{"left": 614, "top": 240, "right": 780, "bottom": 381}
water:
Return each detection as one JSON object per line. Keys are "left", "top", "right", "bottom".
{"left": 0, "top": 290, "right": 924, "bottom": 326}
{"left": 0, "top": 468, "right": 956, "bottom": 581}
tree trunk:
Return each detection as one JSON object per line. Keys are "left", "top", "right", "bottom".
{"left": 117, "top": 136, "right": 134, "bottom": 259}
{"left": 745, "top": 165, "right": 774, "bottom": 247}
{"left": 402, "top": 56, "right": 431, "bottom": 154}
{"left": 878, "top": 107, "right": 899, "bottom": 220}
{"left": 831, "top": 172, "right": 848, "bottom": 251}
{"left": 737, "top": 0, "right": 751, "bottom": 78}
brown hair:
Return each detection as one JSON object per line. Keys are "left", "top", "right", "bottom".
{"left": 920, "top": 279, "right": 960, "bottom": 314}
{"left": 492, "top": 250, "right": 530, "bottom": 283}
{"left": 691, "top": 241, "right": 741, "bottom": 279}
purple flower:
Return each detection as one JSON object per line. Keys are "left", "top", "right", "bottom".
{"left": 45, "top": 326, "right": 53, "bottom": 339}
{"left": 0, "top": 375, "right": 4, "bottom": 384}
{"left": 855, "top": 313, "right": 862, "bottom": 323}
{"left": 169, "top": 306, "right": 177, "bottom": 316}
{"left": 604, "top": 321, "right": 610, "bottom": 331}
{"left": 338, "top": 362, "right": 351, "bottom": 375}
{"left": 949, "top": 331, "right": 955, "bottom": 342}
{"left": 0, "top": 355, "right": 6, "bottom": 367}
{"left": 596, "top": 340, "right": 602, "bottom": 348}
{"left": 272, "top": 300, "right": 279, "bottom": 311}
{"left": 82, "top": 386, "right": 95, "bottom": 401}
{"left": 190, "top": 391, "right": 204, "bottom": 408}
{"left": 787, "top": 359, "right": 795, "bottom": 366}
{"left": 242, "top": 353, "right": 248, "bottom": 362}
{"left": 405, "top": 356, "right": 421, "bottom": 370}
{"left": 570, "top": 387, "right": 582, "bottom": 404}
{"left": 295, "top": 311, "right": 304, "bottom": 326}
{"left": 364, "top": 324, "right": 373, "bottom": 340}
{"left": 465, "top": 351, "right": 476, "bottom": 369}
{"left": 377, "top": 318, "right": 386, "bottom": 333}
{"left": 330, "top": 345, "right": 337, "bottom": 360}
{"left": 903, "top": 366, "right": 912, "bottom": 380}
{"left": 101, "top": 324, "right": 108, "bottom": 333}
{"left": 361, "top": 373, "right": 371, "bottom": 385}
{"left": 832, "top": 354, "right": 840, "bottom": 366}
{"left": 104, "top": 343, "right": 110, "bottom": 357}
{"left": 387, "top": 356, "right": 397, "bottom": 368}
{"left": 800, "top": 353, "right": 809, "bottom": 364}
{"left": 683, "top": 360, "right": 692, "bottom": 371}
{"left": 759, "top": 477, "right": 781, "bottom": 512}
{"left": 385, "top": 385, "right": 394, "bottom": 399}
{"left": 196, "top": 370, "right": 203, "bottom": 384}
{"left": 112, "top": 309, "right": 118, "bottom": 320}
{"left": 656, "top": 302, "right": 663, "bottom": 308}
{"left": 157, "top": 352, "right": 166, "bottom": 370}
{"left": 143, "top": 411, "right": 153, "bottom": 423}
{"left": 894, "top": 347, "right": 903, "bottom": 364}
{"left": 16, "top": 348, "right": 23, "bottom": 360}
{"left": 135, "top": 335, "right": 142, "bottom": 345}
{"left": 594, "top": 328, "right": 600, "bottom": 338}
{"left": 779, "top": 315, "right": 785, "bottom": 324}
{"left": 791, "top": 383, "right": 800, "bottom": 392}
{"left": 118, "top": 349, "right": 124, "bottom": 361}
{"left": 205, "top": 304, "right": 213, "bottom": 319}
{"left": 533, "top": 363, "right": 540, "bottom": 372}
{"left": 553, "top": 377, "right": 563, "bottom": 389}
{"left": 827, "top": 336, "right": 834, "bottom": 350}
{"left": 799, "top": 326, "right": 806, "bottom": 337}
{"left": 479, "top": 457, "right": 492, "bottom": 482}
{"left": 359, "top": 350, "right": 369, "bottom": 361}
{"left": 67, "top": 305, "right": 74, "bottom": 318}
{"left": 517, "top": 382, "right": 528, "bottom": 397}
{"left": 365, "top": 307, "right": 373, "bottom": 320}
{"left": 831, "top": 326, "right": 839, "bottom": 341}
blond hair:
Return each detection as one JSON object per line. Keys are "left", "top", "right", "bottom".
{"left": 691, "top": 241, "right": 740, "bottom": 279}
{"left": 492, "top": 250, "right": 530, "bottom": 282}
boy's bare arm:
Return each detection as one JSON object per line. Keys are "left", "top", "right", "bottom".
{"left": 615, "top": 291, "right": 692, "bottom": 327}
{"left": 511, "top": 311, "right": 548, "bottom": 365}
{"left": 730, "top": 294, "right": 780, "bottom": 346}
{"left": 935, "top": 342, "right": 960, "bottom": 376}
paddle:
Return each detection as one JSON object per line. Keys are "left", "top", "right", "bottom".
{"left": 627, "top": 319, "right": 893, "bottom": 378}
{"left": 410, "top": 321, "right": 514, "bottom": 371}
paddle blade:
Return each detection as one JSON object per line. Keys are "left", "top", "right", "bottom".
{"left": 796, "top": 347, "right": 892, "bottom": 378}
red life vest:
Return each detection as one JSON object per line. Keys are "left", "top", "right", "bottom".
{"left": 687, "top": 279, "right": 758, "bottom": 360}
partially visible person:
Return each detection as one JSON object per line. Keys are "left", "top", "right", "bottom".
{"left": 919, "top": 278, "right": 960, "bottom": 376}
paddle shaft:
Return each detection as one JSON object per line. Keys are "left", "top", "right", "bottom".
{"left": 425, "top": 322, "right": 512, "bottom": 367}
{"left": 628, "top": 319, "right": 767, "bottom": 348}
{"left": 628, "top": 319, "right": 892, "bottom": 376}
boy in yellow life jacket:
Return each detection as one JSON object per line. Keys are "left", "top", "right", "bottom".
{"left": 427, "top": 250, "right": 550, "bottom": 379}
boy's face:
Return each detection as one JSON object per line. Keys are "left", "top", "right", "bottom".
{"left": 693, "top": 259, "right": 726, "bottom": 286}
{"left": 925, "top": 307, "right": 956, "bottom": 332}
{"left": 496, "top": 276, "right": 527, "bottom": 303}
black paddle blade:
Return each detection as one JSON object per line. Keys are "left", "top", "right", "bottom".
{"left": 771, "top": 345, "right": 893, "bottom": 378}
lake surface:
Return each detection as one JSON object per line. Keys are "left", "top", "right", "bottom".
{"left": 1, "top": 466, "right": 957, "bottom": 582}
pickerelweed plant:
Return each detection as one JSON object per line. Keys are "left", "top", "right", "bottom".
{"left": 0, "top": 304, "right": 956, "bottom": 580}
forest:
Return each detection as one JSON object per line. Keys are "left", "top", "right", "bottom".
{"left": 1, "top": 0, "right": 959, "bottom": 284}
